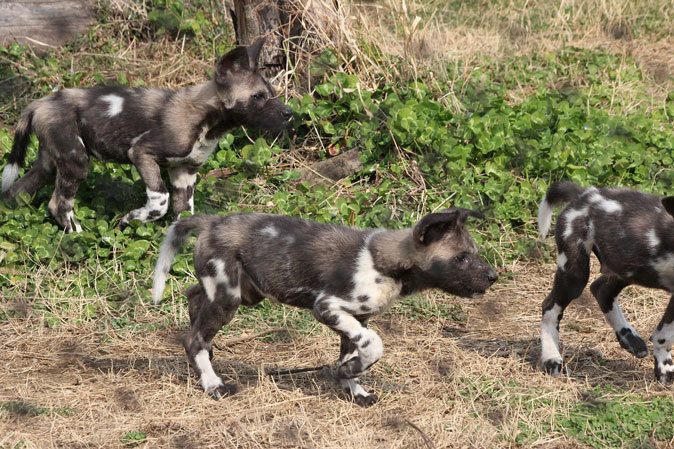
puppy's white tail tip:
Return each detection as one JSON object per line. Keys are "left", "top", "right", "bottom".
{"left": 152, "top": 223, "right": 179, "bottom": 304}
{"left": 1, "top": 163, "right": 19, "bottom": 193}
{"left": 538, "top": 196, "right": 553, "bottom": 237}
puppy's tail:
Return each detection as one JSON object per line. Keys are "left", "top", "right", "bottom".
{"left": 153, "top": 214, "right": 217, "bottom": 304}
{"left": 2, "top": 105, "right": 35, "bottom": 193}
{"left": 538, "top": 181, "right": 585, "bottom": 237}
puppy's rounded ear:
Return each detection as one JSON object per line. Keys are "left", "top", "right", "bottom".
{"left": 214, "top": 46, "right": 250, "bottom": 84}
{"left": 413, "top": 211, "right": 459, "bottom": 245}
{"left": 662, "top": 196, "right": 674, "bottom": 217}
{"left": 246, "top": 37, "right": 266, "bottom": 71}
{"left": 436, "top": 207, "right": 485, "bottom": 225}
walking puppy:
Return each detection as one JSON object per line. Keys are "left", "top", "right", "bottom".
{"left": 538, "top": 181, "right": 674, "bottom": 383}
{"left": 1, "top": 38, "right": 292, "bottom": 232}
{"left": 153, "top": 209, "right": 498, "bottom": 406}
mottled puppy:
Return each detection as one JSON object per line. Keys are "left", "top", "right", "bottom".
{"left": 153, "top": 210, "right": 498, "bottom": 406}
{"left": 1, "top": 38, "right": 291, "bottom": 232}
{"left": 538, "top": 181, "right": 674, "bottom": 382}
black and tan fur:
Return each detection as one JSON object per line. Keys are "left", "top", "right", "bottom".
{"left": 153, "top": 210, "right": 498, "bottom": 406}
{"left": 1, "top": 38, "right": 292, "bottom": 232}
{"left": 538, "top": 181, "right": 674, "bottom": 383}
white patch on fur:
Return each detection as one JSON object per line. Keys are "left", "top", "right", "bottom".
{"left": 562, "top": 207, "right": 588, "bottom": 239}
{"left": 153, "top": 222, "right": 180, "bottom": 304}
{"left": 1, "top": 163, "right": 19, "bottom": 192}
{"left": 202, "top": 258, "right": 241, "bottom": 303}
{"left": 538, "top": 197, "right": 553, "bottom": 237}
{"left": 647, "top": 229, "right": 660, "bottom": 251}
{"left": 188, "top": 196, "right": 194, "bottom": 214}
{"left": 541, "top": 304, "right": 562, "bottom": 363}
{"left": 101, "top": 94, "right": 124, "bottom": 117}
{"left": 340, "top": 378, "right": 369, "bottom": 397}
{"left": 167, "top": 128, "right": 218, "bottom": 166}
{"left": 557, "top": 252, "right": 568, "bottom": 271}
{"left": 652, "top": 253, "right": 674, "bottom": 291}
{"left": 194, "top": 349, "right": 223, "bottom": 392}
{"left": 261, "top": 225, "right": 279, "bottom": 238}
{"left": 351, "top": 232, "right": 402, "bottom": 314}
{"left": 596, "top": 197, "right": 622, "bottom": 213}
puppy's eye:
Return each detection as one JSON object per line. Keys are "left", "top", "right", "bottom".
{"left": 454, "top": 253, "right": 468, "bottom": 263}
{"left": 252, "top": 92, "right": 265, "bottom": 101}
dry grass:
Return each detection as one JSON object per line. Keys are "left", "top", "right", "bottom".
{"left": 2, "top": 261, "right": 673, "bottom": 448}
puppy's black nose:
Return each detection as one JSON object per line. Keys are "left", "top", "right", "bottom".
{"left": 282, "top": 107, "right": 293, "bottom": 120}
{"left": 487, "top": 270, "right": 498, "bottom": 284}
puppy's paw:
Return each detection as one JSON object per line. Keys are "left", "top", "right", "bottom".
{"left": 351, "top": 393, "right": 378, "bottom": 407}
{"left": 541, "top": 358, "right": 566, "bottom": 376}
{"left": 616, "top": 328, "right": 648, "bottom": 358}
{"left": 654, "top": 357, "right": 674, "bottom": 384}
{"left": 206, "top": 383, "right": 237, "bottom": 400}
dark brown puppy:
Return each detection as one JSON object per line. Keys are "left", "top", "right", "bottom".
{"left": 154, "top": 210, "right": 498, "bottom": 406}
{"left": 1, "top": 38, "right": 292, "bottom": 232}
{"left": 538, "top": 181, "right": 674, "bottom": 383}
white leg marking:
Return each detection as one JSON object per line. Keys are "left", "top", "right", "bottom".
{"left": 65, "top": 210, "right": 82, "bottom": 233}
{"left": 604, "top": 301, "right": 631, "bottom": 332}
{"left": 1, "top": 163, "right": 20, "bottom": 192}
{"left": 557, "top": 252, "right": 568, "bottom": 271}
{"left": 122, "top": 188, "right": 169, "bottom": 224}
{"left": 541, "top": 304, "right": 562, "bottom": 362}
{"left": 101, "top": 94, "right": 124, "bottom": 117}
{"left": 194, "top": 349, "right": 223, "bottom": 392}
{"left": 340, "top": 378, "right": 369, "bottom": 397}
{"left": 169, "top": 169, "right": 197, "bottom": 190}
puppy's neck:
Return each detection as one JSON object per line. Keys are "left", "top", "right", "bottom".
{"left": 369, "top": 229, "right": 420, "bottom": 294}
{"left": 180, "top": 81, "right": 244, "bottom": 138}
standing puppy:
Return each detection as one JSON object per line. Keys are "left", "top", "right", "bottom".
{"left": 1, "top": 38, "right": 292, "bottom": 232}
{"left": 538, "top": 181, "right": 674, "bottom": 383}
{"left": 153, "top": 209, "right": 498, "bottom": 406}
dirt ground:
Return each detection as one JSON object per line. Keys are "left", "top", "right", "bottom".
{"left": 1, "top": 262, "right": 672, "bottom": 449}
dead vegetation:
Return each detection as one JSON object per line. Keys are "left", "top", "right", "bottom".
{"left": 1, "top": 262, "right": 673, "bottom": 448}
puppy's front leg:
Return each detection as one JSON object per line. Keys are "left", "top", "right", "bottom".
{"left": 169, "top": 166, "right": 198, "bottom": 216}
{"left": 650, "top": 294, "right": 674, "bottom": 384}
{"left": 314, "top": 298, "right": 382, "bottom": 406}
{"left": 120, "top": 151, "right": 169, "bottom": 228}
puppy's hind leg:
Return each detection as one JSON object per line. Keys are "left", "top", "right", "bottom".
{"left": 47, "top": 130, "right": 90, "bottom": 233}
{"left": 314, "top": 298, "right": 381, "bottom": 407}
{"left": 650, "top": 294, "right": 674, "bottom": 384}
{"left": 540, "top": 243, "right": 590, "bottom": 376}
{"left": 590, "top": 275, "right": 647, "bottom": 358}
{"left": 6, "top": 149, "right": 56, "bottom": 201}
{"left": 184, "top": 279, "right": 242, "bottom": 399}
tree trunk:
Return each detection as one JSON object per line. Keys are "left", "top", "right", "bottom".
{"left": 230, "top": 0, "right": 340, "bottom": 86}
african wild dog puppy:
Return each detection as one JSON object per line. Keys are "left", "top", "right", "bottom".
{"left": 153, "top": 210, "right": 498, "bottom": 406}
{"left": 538, "top": 181, "right": 674, "bottom": 383}
{"left": 1, "top": 38, "right": 292, "bottom": 233}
